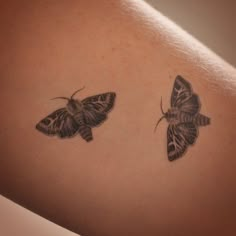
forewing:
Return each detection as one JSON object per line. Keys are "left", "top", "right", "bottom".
{"left": 178, "top": 94, "right": 200, "bottom": 114}
{"left": 82, "top": 92, "right": 116, "bottom": 127}
{"left": 36, "top": 108, "right": 79, "bottom": 138}
{"left": 82, "top": 92, "right": 116, "bottom": 113}
{"left": 171, "top": 75, "right": 192, "bottom": 107}
{"left": 171, "top": 75, "right": 200, "bottom": 114}
{"left": 167, "top": 123, "right": 198, "bottom": 161}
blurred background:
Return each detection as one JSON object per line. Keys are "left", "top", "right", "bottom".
{"left": 0, "top": 0, "right": 235, "bottom": 236}
{"left": 147, "top": 0, "right": 235, "bottom": 66}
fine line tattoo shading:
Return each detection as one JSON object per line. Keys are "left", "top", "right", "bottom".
{"left": 36, "top": 88, "right": 116, "bottom": 141}
{"left": 154, "top": 75, "right": 210, "bottom": 161}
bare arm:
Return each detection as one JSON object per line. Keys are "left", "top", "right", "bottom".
{"left": 0, "top": 1, "right": 236, "bottom": 236}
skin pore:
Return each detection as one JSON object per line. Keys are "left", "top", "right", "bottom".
{"left": 0, "top": 1, "right": 236, "bottom": 236}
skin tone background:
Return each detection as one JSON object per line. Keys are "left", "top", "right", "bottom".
{"left": 0, "top": 0, "right": 235, "bottom": 235}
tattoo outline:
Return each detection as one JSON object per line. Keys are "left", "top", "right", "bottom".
{"left": 36, "top": 87, "right": 116, "bottom": 142}
{"left": 154, "top": 75, "right": 210, "bottom": 161}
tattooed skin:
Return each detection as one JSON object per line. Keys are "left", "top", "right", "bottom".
{"left": 36, "top": 87, "right": 116, "bottom": 142}
{"left": 154, "top": 75, "right": 210, "bottom": 161}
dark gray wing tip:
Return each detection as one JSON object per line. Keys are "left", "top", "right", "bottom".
{"left": 35, "top": 122, "right": 45, "bottom": 132}
{"left": 168, "top": 151, "right": 185, "bottom": 161}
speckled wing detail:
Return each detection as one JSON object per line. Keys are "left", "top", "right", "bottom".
{"left": 166, "top": 75, "right": 210, "bottom": 161}
{"left": 36, "top": 108, "right": 79, "bottom": 138}
{"left": 82, "top": 92, "right": 116, "bottom": 127}
{"left": 167, "top": 123, "right": 198, "bottom": 161}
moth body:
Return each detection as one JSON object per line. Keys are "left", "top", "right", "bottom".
{"left": 193, "top": 113, "right": 210, "bottom": 126}
{"left": 66, "top": 99, "right": 83, "bottom": 115}
{"left": 165, "top": 108, "right": 179, "bottom": 124}
{"left": 166, "top": 109, "right": 210, "bottom": 127}
{"left": 66, "top": 99, "right": 93, "bottom": 141}
{"left": 78, "top": 125, "right": 93, "bottom": 142}
{"left": 165, "top": 108, "right": 192, "bottom": 125}
{"left": 66, "top": 99, "right": 84, "bottom": 124}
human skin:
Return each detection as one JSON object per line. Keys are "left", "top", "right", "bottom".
{"left": 0, "top": 1, "right": 236, "bottom": 236}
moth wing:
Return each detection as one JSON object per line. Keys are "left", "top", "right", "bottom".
{"left": 36, "top": 108, "right": 79, "bottom": 138}
{"left": 82, "top": 92, "right": 116, "bottom": 127}
{"left": 171, "top": 75, "right": 192, "bottom": 108}
{"left": 167, "top": 123, "right": 198, "bottom": 161}
{"left": 82, "top": 109, "right": 107, "bottom": 127}
{"left": 167, "top": 125, "right": 188, "bottom": 161}
{"left": 177, "top": 122, "right": 198, "bottom": 145}
{"left": 82, "top": 92, "right": 116, "bottom": 113}
{"left": 179, "top": 94, "right": 201, "bottom": 115}
{"left": 171, "top": 75, "right": 200, "bottom": 114}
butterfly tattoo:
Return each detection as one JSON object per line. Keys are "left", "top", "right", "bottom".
{"left": 154, "top": 75, "right": 210, "bottom": 161}
{"left": 36, "top": 87, "right": 116, "bottom": 142}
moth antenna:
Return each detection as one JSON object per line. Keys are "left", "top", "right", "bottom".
{"left": 51, "top": 97, "right": 70, "bottom": 101}
{"left": 160, "top": 97, "right": 165, "bottom": 115}
{"left": 71, "top": 86, "right": 85, "bottom": 99}
{"left": 154, "top": 116, "right": 165, "bottom": 133}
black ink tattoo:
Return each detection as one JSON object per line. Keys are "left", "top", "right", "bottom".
{"left": 154, "top": 75, "right": 210, "bottom": 161}
{"left": 36, "top": 87, "right": 116, "bottom": 142}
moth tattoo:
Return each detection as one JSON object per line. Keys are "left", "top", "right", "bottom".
{"left": 36, "top": 87, "right": 116, "bottom": 142}
{"left": 154, "top": 75, "right": 210, "bottom": 161}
